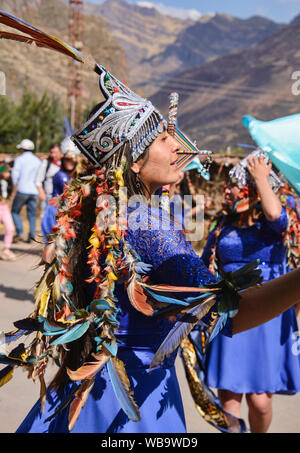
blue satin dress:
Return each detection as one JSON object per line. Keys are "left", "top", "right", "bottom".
{"left": 17, "top": 204, "right": 221, "bottom": 433}
{"left": 202, "top": 207, "right": 300, "bottom": 395}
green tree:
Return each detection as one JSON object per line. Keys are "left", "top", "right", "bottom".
{"left": 0, "top": 91, "right": 65, "bottom": 154}
{"left": 0, "top": 96, "right": 21, "bottom": 152}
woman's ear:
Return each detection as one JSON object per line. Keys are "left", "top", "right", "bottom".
{"left": 131, "top": 161, "right": 141, "bottom": 174}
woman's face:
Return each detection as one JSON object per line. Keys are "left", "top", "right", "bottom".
{"left": 63, "top": 157, "right": 77, "bottom": 172}
{"left": 131, "top": 130, "right": 181, "bottom": 194}
{"left": 224, "top": 183, "right": 242, "bottom": 209}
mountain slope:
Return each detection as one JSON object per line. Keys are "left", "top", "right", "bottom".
{"left": 86, "top": 1, "right": 284, "bottom": 95}
{"left": 0, "top": 0, "right": 128, "bottom": 107}
{"left": 151, "top": 18, "right": 300, "bottom": 151}
{"left": 84, "top": 0, "right": 189, "bottom": 92}
{"left": 142, "top": 14, "right": 283, "bottom": 94}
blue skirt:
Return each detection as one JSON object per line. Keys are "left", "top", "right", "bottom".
{"left": 16, "top": 365, "right": 186, "bottom": 433}
{"left": 204, "top": 306, "right": 300, "bottom": 394}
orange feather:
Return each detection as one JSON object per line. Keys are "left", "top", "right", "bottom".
{"left": 127, "top": 276, "right": 164, "bottom": 316}
{"left": 67, "top": 351, "right": 110, "bottom": 381}
{"left": 68, "top": 378, "right": 95, "bottom": 431}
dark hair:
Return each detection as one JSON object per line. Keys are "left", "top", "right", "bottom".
{"left": 49, "top": 143, "right": 61, "bottom": 150}
{"left": 50, "top": 105, "right": 157, "bottom": 388}
{"left": 61, "top": 156, "right": 77, "bottom": 174}
{"left": 49, "top": 140, "right": 150, "bottom": 389}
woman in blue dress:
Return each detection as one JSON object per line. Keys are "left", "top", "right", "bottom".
{"left": 2, "top": 65, "right": 300, "bottom": 435}
{"left": 202, "top": 153, "right": 300, "bottom": 433}
{"left": 41, "top": 139, "right": 79, "bottom": 239}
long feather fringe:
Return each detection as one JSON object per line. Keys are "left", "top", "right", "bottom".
{"left": 68, "top": 378, "right": 96, "bottom": 431}
{"left": 150, "top": 296, "right": 216, "bottom": 370}
{"left": 107, "top": 357, "right": 141, "bottom": 422}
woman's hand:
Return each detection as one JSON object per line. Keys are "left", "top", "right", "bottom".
{"left": 247, "top": 154, "right": 282, "bottom": 222}
{"left": 246, "top": 154, "right": 272, "bottom": 182}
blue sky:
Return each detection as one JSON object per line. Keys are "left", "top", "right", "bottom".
{"left": 87, "top": 0, "right": 300, "bottom": 23}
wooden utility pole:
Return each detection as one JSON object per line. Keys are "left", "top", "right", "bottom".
{"left": 68, "top": 0, "right": 84, "bottom": 131}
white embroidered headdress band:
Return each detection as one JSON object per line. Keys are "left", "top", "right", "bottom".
{"left": 72, "top": 64, "right": 167, "bottom": 166}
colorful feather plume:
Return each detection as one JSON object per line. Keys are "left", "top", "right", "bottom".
{"left": 279, "top": 186, "right": 300, "bottom": 269}
{"left": 0, "top": 10, "right": 86, "bottom": 63}
{"left": 107, "top": 357, "right": 141, "bottom": 422}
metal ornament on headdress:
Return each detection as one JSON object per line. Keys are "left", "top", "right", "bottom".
{"left": 229, "top": 149, "right": 284, "bottom": 192}
{"left": 72, "top": 64, "right": 166, "bottom": 166}
{"left": 168, "top": 92, "right": 179, "bottom": 137}
{"left": 160, "top": 92, "right": 180, "bottom": 212}
{"left": 167, "top": 92, "right": 212, "bottom": 181}
{"left": 174, "top": 129, "right": 212, "bottom": 181}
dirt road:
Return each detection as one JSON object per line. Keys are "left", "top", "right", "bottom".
{"left": 0, "top": 241, "right": 299, "bottom": 433}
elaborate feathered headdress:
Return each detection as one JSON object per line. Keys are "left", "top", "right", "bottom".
{"left": 0, "top": 11, "right": 212, "bottom": 174}
{"left": 72, "top": 65, "right": 166, "bottom": 165}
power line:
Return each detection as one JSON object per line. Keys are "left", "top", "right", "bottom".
{"left": 155, "top": 84, "right": 297, "bottom": 107}
{"left": 148, "top": 73, "right": 299, "bottom": 98}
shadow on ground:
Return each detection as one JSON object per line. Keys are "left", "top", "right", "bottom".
{"left": 0, "top": 283, "right": 34, "bottom": 302}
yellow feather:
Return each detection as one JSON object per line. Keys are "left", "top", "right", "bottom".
{"left": 38, "top": 288, "right": 51, "bottom": 317}
{"left": 33, "top": 264, "right": 57, "bottom": 318}
{"left": 111, "top": 356, "right": 131, "bottom": 387}
{"left": 0, "top": 368, "right": 14, "bottom": 388}
{"left": 33, "top": 264, "right": 55, "bottom": 301}
{"left": 108, "top": 357, "right": 141, "bottom": 422}
{"left": 52, "top": 274, "right": 61, "bottom": 304}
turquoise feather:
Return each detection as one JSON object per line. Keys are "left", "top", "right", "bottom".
{"left": 89, "top": 299, "right": 111, "bottom": 312}
{"left": 153, "top": 292, "right": 214, "bottom": 317}
{"left": 50, "top": 321, "right": 90, "bottom": 345}
{"left": 38, "top": 316, "right": 68, "bottom": 335}
{"left": 144, "top": 288, "right": 190, "bottom": 306}
{"left": 102, "top": 341, "right": 118, "bottom": 356}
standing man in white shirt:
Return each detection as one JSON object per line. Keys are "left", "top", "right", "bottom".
{"left": 11, "top": 139, "right": 41, "bottom": 243}
{"left": 36, "top": 143, "right": 63, "bottom": 216}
